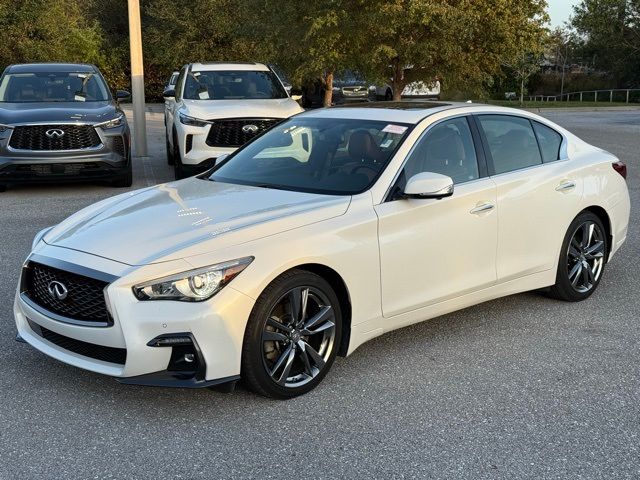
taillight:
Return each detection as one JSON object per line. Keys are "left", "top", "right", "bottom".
{"left": 612, "top": 161, "right": 627, "bottom": 179}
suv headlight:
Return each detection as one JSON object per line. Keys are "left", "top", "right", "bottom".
{"left": 96, "top": 114, "right": 125, "bottom": 129}
{"left": 32, "top": 226, "right": 53, "bottom": 249}
{"left": 132, "top": 257, "right": 253, "bottom": 302}
{"left": 0, "top": 123, "right": 13, "bottom": 133}
{"left": 179, "top": 113, "right": 211, "bottom": 127}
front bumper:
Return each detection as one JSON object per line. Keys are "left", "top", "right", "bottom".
{"left": 14, "top": 247, "right": 255, "bottom": 388}
{"left": 0, "top": 125, "right": 130, "bottom": 184}
{"left": 175, "top": 122, "right": 236, "bottom": 167}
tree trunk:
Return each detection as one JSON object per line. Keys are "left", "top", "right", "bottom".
{"left": 391, "top": 60, "right": 404, "bottom": 101}
{"left": 323, "top": 71, "right": 334, "bottom": 107}
{"left": 520, "top": 77, "right": 525, "bottom": 105}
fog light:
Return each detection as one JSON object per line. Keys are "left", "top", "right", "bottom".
{"left": 184, "top": 353, "right": 195, "bottom": 363}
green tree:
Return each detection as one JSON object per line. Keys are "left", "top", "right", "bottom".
{"left": 0, "top": 0, "right": 104, "bottom": 68}
{"left": 359, "top": 0, "right": 548, "bottom": 100}
{"left": 571, "top": 0, "right": 640, "bottom": 86}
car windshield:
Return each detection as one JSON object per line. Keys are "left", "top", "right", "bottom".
{"left": 183, "top": 70, "right": 288, "bottom": 100}
{"left": 0, "top": 72, "right": 110, "bottom": 102}
{"left": 210, "top": 117, "right": 412, "bottom": 195}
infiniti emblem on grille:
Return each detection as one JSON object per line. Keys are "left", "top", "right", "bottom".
{"left": 47, "top": 281, "right": 68, "bottom": 300}
{"left": 45, "top": 129, "right": 65, "bottom": 139}
{"left": 242, "top": 124, "right": 259, "bottom": 134}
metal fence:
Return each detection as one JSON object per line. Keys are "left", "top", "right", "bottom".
{"left": 528, "top": 89, "right": 640, "bottom": 103}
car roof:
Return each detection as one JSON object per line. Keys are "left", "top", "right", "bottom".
{"left": 4, "top": 63, "right": 98, "bottom": 74}
{"left": 300, "top": 101, "right": 463, "bottom": 124}
{"left": 189, "top": 62, "right": 270, "bottom": 72}
{"left": 298, "top": 101, "right": 552, "bottom": 125}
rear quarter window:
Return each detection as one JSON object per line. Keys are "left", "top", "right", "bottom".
{"left": 533, "top": 121, "right": 563, "bottom": 163}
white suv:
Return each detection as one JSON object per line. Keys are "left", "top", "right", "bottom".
{"left": 163, "top": 62, "right": 303, "bottom": 179}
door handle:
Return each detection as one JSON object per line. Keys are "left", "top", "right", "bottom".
{"left": 556, "top": 180, "right": 576, "bottom": 192}
{"left": 470, "top": 203, "right": 495, "bottom": 214}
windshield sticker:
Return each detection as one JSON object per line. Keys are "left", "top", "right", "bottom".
{"left": 198, "top": 90, "right": 210, "bottom": 100}
{"left": 380, "top": 139, "right": 394, "bottom": 148}
{"left": 74, "top": 95, "right": 86, "bottom": 102}
{"left": 382, "top": 124, "right": 408, "bottom": 135}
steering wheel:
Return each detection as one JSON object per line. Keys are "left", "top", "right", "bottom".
{"left": 349, "top": 164, "right": 379, "bottom": 176}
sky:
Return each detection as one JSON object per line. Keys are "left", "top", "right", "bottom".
{"left": 547, "top": 0, "right": 579, "bottom": 27}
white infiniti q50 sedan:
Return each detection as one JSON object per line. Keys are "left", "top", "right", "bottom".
{"left": 14, "top": 102, "right": 630, "bottom": 398}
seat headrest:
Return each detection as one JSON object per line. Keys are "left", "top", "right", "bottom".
{"left": 348, "top": 130, "right": 380, "bottom": 161}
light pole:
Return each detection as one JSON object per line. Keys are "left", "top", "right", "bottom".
{"left": 127, "top": 0, "right": 148, "bottom": 157}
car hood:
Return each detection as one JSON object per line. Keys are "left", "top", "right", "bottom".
{"left": 182, "top": 98, "right": 303, "bottom": 120}
{"left": 43, "top": 178, "right": 350, "bottom": 265}
{"left": 0, "top": 101, "right": 119, "bottom": 125}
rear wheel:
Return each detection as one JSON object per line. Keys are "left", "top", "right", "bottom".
{"left": 547, "top": 212, "right": 607, "bottom": 302}
{"left": 241, "top": 270, "right": 342, "bottom": 399}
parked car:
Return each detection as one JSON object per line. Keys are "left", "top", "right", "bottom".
{"left": 0, "top": 63, "right": 132, "bottom": 191}
{"left": 15, "top": 102, "right": 629, "bottom": 399}
{"left": 163, "top": 70, "right": 179, "bottom": 126}
{"left": 402, "top": 79, "right": 441, "bottom": 99}
{"left": 163, "top": 62, "right": 303, "bottom": 179}
{"left": 302, "top": 71, "right": 375, "bottom": 107}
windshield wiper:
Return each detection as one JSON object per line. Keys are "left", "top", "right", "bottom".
{"left": 255, "top": 183, "right": 293, "bottom": 191}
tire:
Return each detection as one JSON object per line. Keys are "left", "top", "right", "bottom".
{"left": 173, "top": 131, "right": 186, "bottom": 179}
{"left": 385, "top": 88, "right": 393, "bottom": 101}
{"left": 0, "top": 184, "right": 6, "bottom": 192}
{"left": 547, "top": 212, "right": 608, "bottom": 302}
{"left": 241, "top": 269, "right": 342, "bottom": 399}
{"left": 111, "top": 164, "right": 133, "bottom": 188}
{"left": 166, "top": 136, "right": 175, "bottom": 165}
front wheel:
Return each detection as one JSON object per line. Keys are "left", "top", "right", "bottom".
{"left": 547, "top": 212, "right": 607, "bottom": 302}
{"left": 241, "top": 270, "right": 342, "bottom": 399}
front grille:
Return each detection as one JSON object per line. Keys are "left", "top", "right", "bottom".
{"left": 28, "top": 320, "right": 126, "bottom": 365}
{"left": 9, "top": 124, "right": 102, "bottom": 151}
{"left": 23, "top": 262, "right": 111, "bottom": 324}
{"left": 206, "top": 118, "right": 280, "bottom": 148}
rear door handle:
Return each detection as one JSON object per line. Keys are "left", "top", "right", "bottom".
{"left": 556, "top": 180, "right": 576, "bottom": 192}
{"left": 470, "top": 203, "right": 495, "bottom": 214}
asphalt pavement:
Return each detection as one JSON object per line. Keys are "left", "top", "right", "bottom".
{"left": 0, "top": 107, "right": 638, "bottom": 479}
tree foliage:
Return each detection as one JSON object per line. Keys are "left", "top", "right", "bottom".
{"left": 0, "top": 0, "right": 555, "bottom": 101}
{"left": 571, "top": 0, "right": 640, "bottom": 86}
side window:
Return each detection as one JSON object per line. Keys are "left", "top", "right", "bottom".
{"left": 533, "top": 121, "right": 563, "bottom": 163}
{"left": 402, "top": 117, "right": 479, "bottom": 184}
{"left": 175, "top": 67, "right": 187, "bottom": 101}
{"left": 478, "top": 115, "right": 542, "bottom": 175}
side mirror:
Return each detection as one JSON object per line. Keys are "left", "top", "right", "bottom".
{"left": 403, "top": 172, "right": 454, "bottom": 199}
{"left": 163, "top": 88, "right": 176, "bottom": 99}
{"left": 215, "top": 153, "right": 229, "bottom": 165}
{"left": 116, "top": 90, "right": 131, "bottom": 102}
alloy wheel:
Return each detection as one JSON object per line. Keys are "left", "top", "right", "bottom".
{"left": 567, "top": 220, "right": 605, "bottom": 293}
{"left": 261, "top": 286, "right": 336, "bottom": 388}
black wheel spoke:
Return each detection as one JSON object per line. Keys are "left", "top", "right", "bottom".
{"left": 568, "top": 245, "right": 580, "bottom": 259}
{"left": 262, "top": 330, "right": 288, "bottom": 343}
{"left": 570, "top": 262, "right": 583, "bottom": 286}
{"left": 270, "top": 344, "right": 293, "bottom": 378}
{"left": 303, "top": 305, "right": 333, "bottom": 331}
{"left": 297, "top": 342, "right": 314, "bottom": 376}
{"left": 267, "top": 316, "right": 292, "bottom": 333}
{"left": 584, "top": 241, "right": 604, "bottom": 259}
{"left": 301, "top": 341, "right": 325, "bottom": 370}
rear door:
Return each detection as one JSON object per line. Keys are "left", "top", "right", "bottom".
{"left": 475, "top": 114, "right": 583, "bottom": 281}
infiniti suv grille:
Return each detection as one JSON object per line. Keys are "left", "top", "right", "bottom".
{"left": 9, "top": 125, "right": 102, "bottom": 151}
{"left": 206, "top": 118, "right": 280, "bottom": 148}
{"left": 23, "top": 262, "right": 111, "bottom": 324}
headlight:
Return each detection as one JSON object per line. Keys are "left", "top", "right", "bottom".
{"left": 0, "top": 123, "right": 13, "bottom": 133}
{"left": 132, "top": 257, "right": 253, "bottom": 302}
{"left": 179, "top": 113, "right": 211, "bottom": 127}
{"left": 32, "top": 226, "right": 53, "bottom": 249}
{"left": 95, "top": 114, "right": 125, "bottom": 129}
{"left": 369, "top": 85, "right": 376, "bottom": 91}
{"left": 332, "top": 87, "right": 340, "bottom": 92}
